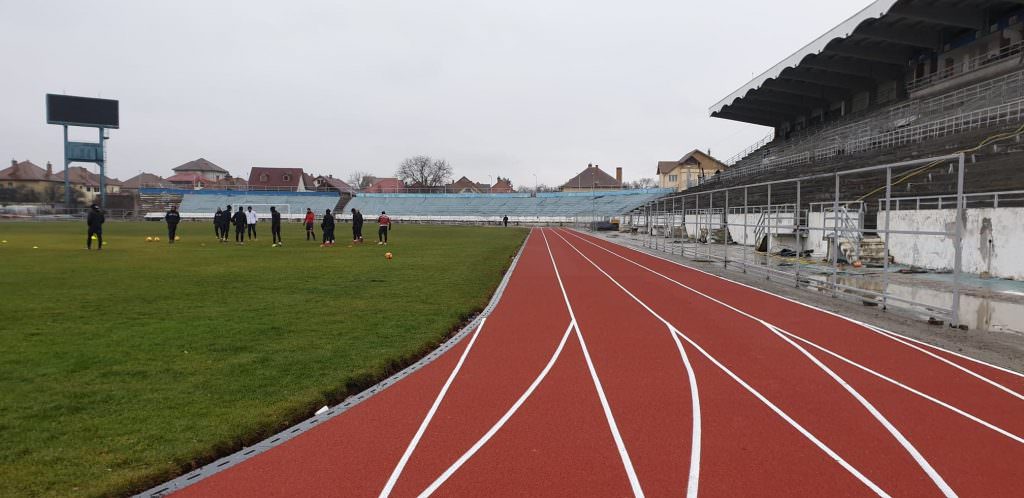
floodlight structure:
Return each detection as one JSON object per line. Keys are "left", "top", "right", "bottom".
{"left": 45, "top": 94, "right": 120, "bottom": 209}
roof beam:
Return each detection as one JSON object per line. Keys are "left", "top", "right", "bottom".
{"left": 780, "top": 69, "right": 872, "bottom": 90}
{"left": 802, "top": 56, "right": 904, "bottom": 80}
{"left": 747, "top": 90, "right": 829, "bottom": 108}
{"left": 762, "top": 79, "right": 847, "bottom": 101}
{"left": 735, "top": 99, "right": 808, "bottom": 115}
{"left": 890, "top": 5, "right": 985, "bottom": 30}
{"left": 852, "top": 24, "right": 941, "bottom": 49}
{"left": 719, "top": 105, "right": 789, "bottom": 123}
{"left": 822, "top": 43, "right": 911, "bottom": 65}
{"left": 713, "top": 110, "right": 778, "bottom": 127}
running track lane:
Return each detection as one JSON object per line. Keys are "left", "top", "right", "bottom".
{"left": 167, "top": 227, "right": 1023, "bottom": 497}
{"left": 556, "top": 228, "right": 1024, "bottom": 496}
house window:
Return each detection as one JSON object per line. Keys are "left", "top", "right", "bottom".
{"left": 668, "top": 175, "right": 678, "bottom": 182}
{"left": 260, "top": 174, "right": 269, "bottom": 182}
{"left": 282, "top": 174, "right": 291, "bottom": 182}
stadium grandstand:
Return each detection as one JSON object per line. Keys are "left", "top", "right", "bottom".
{"left": 139, "top": 188, "right": 342, "bottom": 220}
{"left": 342, "top": 189, "right": 670, "bottom": 224}
{"left": 627, "top": 0, "right": 1024, "bottom": 326}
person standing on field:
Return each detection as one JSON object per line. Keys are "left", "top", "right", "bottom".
{"left": 321, "top": 209, "right": 336, "bottom": 245}
{"left": 270, "top": 206, "right": 282, "bottom": 246}
{"left": 214, "top": 208, "right": 224, "bottom": 240}
{"left": 165, "top": 205, "right": 181, "bottom": 244}
{"left": 232, "top": 206, "right": 247, "bottom": 244}
{"left": 86, "top": 203, "right": 104, "bottom": 250}
{"left": 304, "top": 208, "right": 317, "bottom": 241}
{"left": 377, "top": 211, "right": 391, "bottom": 245}
{"left": 503, "top": 215, "right": 509, "bottom": 227}
{"left": 351, "top": 208, "right": 363, "bottom": 244}
{"left": 222, "top": 204, "right": 232, "bottom": 241}
{"left": 246, "top": 206, "right": 258, "bottom": 240}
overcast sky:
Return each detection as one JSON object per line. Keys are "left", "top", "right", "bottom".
{"left": 1, "top": 0, "right": 860, "bottom": 187}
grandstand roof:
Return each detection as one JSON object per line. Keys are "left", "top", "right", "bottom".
{"left": 172, "top": 158, "right": 228, "bottom": 174}
{"left": 53, "top": 166, "right": 122, "bottom": 187}
{"left": 657, "top": 150, "right": 727, "bottom": 174}
{"left": 561, "top": 164, "right": 620, "bottom": 189}
{"left": 0, "top": 160, "right": 60, "bottom": 182}
{"left": 709, "top": 0, "right": 1021, "bottom": 126}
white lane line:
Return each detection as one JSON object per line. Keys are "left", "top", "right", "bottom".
{"left": 778, "top": 328, "right": 1024, "bottom": 444}
{"left": 547, "top": 232, "right": 703, "bottom": 497}
{"left": 569, "top": 229, "right": 1024, "bottom": 381}
{"left": 565, "top": 230, "right": 1024, "bottom": 390}
{"left": 417, "top": 320, "right": 576, "bottom": 497}
{"left": 550, "top": 230, "right": 889, "bottom": 497}
{"left": 860, "top": 322, "right": 1024, "bottom": 402}
{"left": 378, "top": 318, "right": 489, "bottom": 498}
{"left": 558, "top": 230, "right": 959, "bottom": 496}
{"left": 541, "top": 229, "right": 646, "bottom": 498}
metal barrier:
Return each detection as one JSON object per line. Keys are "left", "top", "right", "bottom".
{"left": 629, "top": 153, "right": 972, "bottom": 327}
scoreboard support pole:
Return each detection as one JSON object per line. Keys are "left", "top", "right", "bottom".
{"left": 98, "top": 127, "right": 106, "bottom": 209}
{"left": 63, "top": 125, "right": 70, "bottom": 209}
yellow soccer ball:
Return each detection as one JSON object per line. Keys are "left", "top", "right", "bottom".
{"left": 384, "top": 251, "right": 393, "bottom": 260}
{"left": 175, "top": 236, "right": 181, "bottom": 241}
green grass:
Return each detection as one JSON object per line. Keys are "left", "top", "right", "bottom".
{"left": 0, "top": 221, "right": 527, "bottom": 497}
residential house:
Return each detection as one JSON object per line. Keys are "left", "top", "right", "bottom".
{"left": 313, "top": 175, "right": 357, "bottom": 194}
{"left": 248, "top": 167, "right": 313, "bottom": 191}
{"left": 364, "top": 178, "right": 406, "bottom": 193}
{"left": 171, "top": 158, "right": 230, "bottom": 181}
{"left": 0, "top": 160, "right": 63, "bottom": 196}
{"left": 52, "top": 166, "right": 123, "bottom": 203}
{"left": 657, "top": 150, "right": 727, "bottom": 191}
{"left": 121, "top": 173, "right": 168, "bottom": 192}
{"left": 560, "top": 164, "right": 622, "bottom": 192}
{"left": 491, "top": 177, "right": 514, "bottom": 193}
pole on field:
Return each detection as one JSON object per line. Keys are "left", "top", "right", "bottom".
{"left": 883, "top": 167, "right": 891, "bottom": 310}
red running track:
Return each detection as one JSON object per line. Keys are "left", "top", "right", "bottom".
{"left": 171, "top": 228, "right": 1024, "bottom": 497}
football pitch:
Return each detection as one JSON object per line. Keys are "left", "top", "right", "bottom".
{"left": 0, "top": 221, "right": 527, "bottom": 497}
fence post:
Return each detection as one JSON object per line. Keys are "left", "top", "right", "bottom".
{"left": 952, "top": 154, "right": 965, "bottom": 328}
{"left": 795, "top": 180, "right": 801, "bottom": 288}
{"left": 724, "top": 190, "right": 729, "bottom": 269}
{"left": 766, "top": 184, "right": 772, "bottom": 281}
{"left": 883, "top": 167, "right": 892, "bottom": 311}
{"left": 831, "top": 173, "right": 840, "bottom": 298}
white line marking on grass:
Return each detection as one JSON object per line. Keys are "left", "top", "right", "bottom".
{"left": 777, "top": 328, "right": 1024, "bottom": 445}
{"left": 558, "top": 230, "right": 957, "bottom": 496}
{"left": 378, "top": 318, "right": 489, "bottom": 498}
{"left": 566, "top": 229, "right": 1024, "bottom": 381}
{"left": 541, "top": 229, "right": 645, "bottom": 498}
{"left": 416, "top": 320, "right": 576, "bottom": 497}
{"left": 551, "top": 230, "right": 890, "bottom": 498}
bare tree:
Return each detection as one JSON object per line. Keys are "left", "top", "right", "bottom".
{"left": 347, "top": 171, "right": 376, "bottom": 189}
{"left": 629, "top": 177, "right": 658, "bottom": 189}
{"left": 396, "top": 156, "right": 453, "bottom": 186}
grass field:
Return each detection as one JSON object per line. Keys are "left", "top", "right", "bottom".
{"left": 0, "top": 220, "right": 527, "bottom": 497}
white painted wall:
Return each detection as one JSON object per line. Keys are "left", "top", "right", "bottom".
{"left": 877, "top": 207, "right": 1024, "bottom": 280}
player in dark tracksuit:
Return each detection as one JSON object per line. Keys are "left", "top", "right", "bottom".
{"left": 270, "top": 206, "right": 282, "bottom": 246}
{"left": 232, "top": 206, "right": 247, "bottom": 244}
{"left": 86, "top": 204, "right": 104, "bottom": 250}
{"left": 321, "top": 209, "right": 335, "bottom": 245}
{"left": 165, "top": 206, "right": 181, "bottom": 243}
{"left": 222, "top": 204, "right": 233, "bottom": 241}
{"left": 351, "top": 208, "right": 363, "bottom": 244}
{"left": 214, "top": 208, "right": 224, "bottom": 240}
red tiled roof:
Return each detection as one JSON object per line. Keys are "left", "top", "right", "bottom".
{"left": 364, "top": 178, "right": 405, "bottom": 193}
{"left": 561, "top": 164, "right": 619, "bottom": 189}
{"left": 0, "top": 160, "right": 61, "bottom": 182}
{"left": 248, "top": 167, "right": 306, "bottom": 188}
{"left": 52, "top": 166, "right": 122, "bottom": 187}
{"left": 172, "top": 158, "right": 228, "bottom": 174}
{"left": 122, "top": 172, "right": 167, "bottom": 189}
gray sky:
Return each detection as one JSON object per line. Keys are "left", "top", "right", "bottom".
{"left": 1, "top": 0, "right": 857, "bottom": 187}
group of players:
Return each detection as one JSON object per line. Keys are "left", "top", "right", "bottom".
{"left": 204, "top": 204, "right": 392, "bottom": 247}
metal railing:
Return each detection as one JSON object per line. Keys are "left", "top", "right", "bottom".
{"left": 724, "top": 131, "right": 775, "bottom": 166}
{"left": 878, "top": 189, "right": 1024, "bottom": 211}
{"left": 629, "top": 153, "right": 974, "bottom": 327}
{"left": 906, "top": 40, "right": 1024, "bottom": 93}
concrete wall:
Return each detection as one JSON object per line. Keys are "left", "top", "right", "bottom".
{"left": 877, "top": 207, "right": 1024, "bottom": 280}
